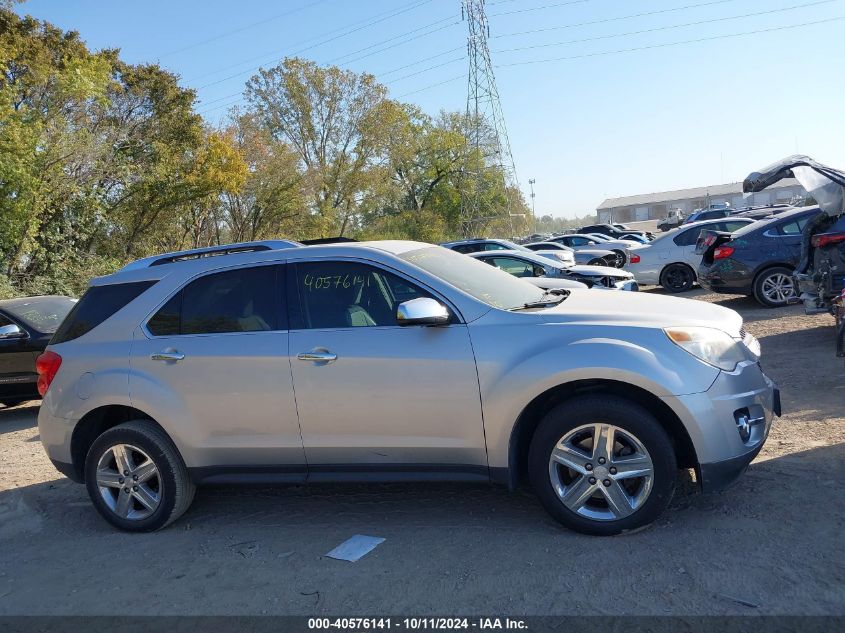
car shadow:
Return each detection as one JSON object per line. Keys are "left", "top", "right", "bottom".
{"left": 0, "top": 401, "right": 39, "bottom": 435}
{"left": 0, "top": 443, "right": 840, "bottom": 540}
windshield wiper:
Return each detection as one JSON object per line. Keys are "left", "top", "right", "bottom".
{"left": 509, "top": 289, "right": 569, "bottom": 311}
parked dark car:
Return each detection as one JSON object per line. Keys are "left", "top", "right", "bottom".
{"left": 697, "top": 207, "right": 823, "bottom": 307}
{"left": 729, "top": 204, "right": 793, "bottom": 220}
{"left": 577, "top": 224, "right": 652, "bottom": 241}
{"left": 682, "top": 209, "right": 731, "bottom": 224}
{"left": 742, "top": 155, "right": 845, "bottom": 357}
{"left": 0, "top": 296, "right": 76, "bottom": 408}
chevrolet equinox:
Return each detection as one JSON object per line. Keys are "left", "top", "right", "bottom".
{"left": 37, "top": 240, "right": 780, "bottom": 535}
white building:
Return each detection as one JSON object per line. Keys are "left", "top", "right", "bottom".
{"left": 596, "top": 178, "right": 807, "bottom": 223}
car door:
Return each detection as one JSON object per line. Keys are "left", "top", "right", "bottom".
{"left": 0, "top": 313, "right": 37, "bottom": 397}
{"left": 287, "top": 258, "right": 486, "bottom": 476}
{"left": 130, "top": 263, "right": 306, "bottom": 475}
{"left": 774, "top": 215, "right": 813, "bottom": 265}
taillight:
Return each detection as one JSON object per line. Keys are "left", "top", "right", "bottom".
{"left": 35, "top": 351, "right": 62, "bottom": 396}
{"left": 713, "top": 246, "right": 735, "bottom": 260}
{"left": 629, "top": 254, "right": 641, "bottom": 264}
{"left": 811, "top": 232, "right": 845, "bottom": 248}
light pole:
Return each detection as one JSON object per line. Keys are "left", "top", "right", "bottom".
{"left": 528, "top": 178, "right": 536, "bottom": 233}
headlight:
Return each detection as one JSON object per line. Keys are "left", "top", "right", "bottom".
{"left": 664, "top": 327, "right": 750, "bottom": 371}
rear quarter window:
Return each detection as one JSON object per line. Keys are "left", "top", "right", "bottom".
{"left": 51, "top": 281, "right": 156, "bottom": 344}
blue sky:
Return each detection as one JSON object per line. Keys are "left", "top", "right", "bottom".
{"left": 16, "top": 0, "right": 845, "bottom": 218}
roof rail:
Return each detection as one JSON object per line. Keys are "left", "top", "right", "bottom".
{"left": 119, "top": 240, "right": 302, "bottom": 272}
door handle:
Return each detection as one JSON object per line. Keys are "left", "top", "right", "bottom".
{"left": 297, "top": 350, "right": 337, "bottom": 363}
{"left": 150, "top": 351, "right": 185, "bottom": 362}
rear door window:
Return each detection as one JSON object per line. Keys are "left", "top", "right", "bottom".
{"left": 147, "top": 265, "right": 281, "bottom": 336}
{"left": 673, "top": 228, "right": 698, "bottom": 246}
{"left": 52, "top": 281, "right": 156, "bottom": 344}
{"left": 777, "top": 217, "right": 811, "bottom": 235}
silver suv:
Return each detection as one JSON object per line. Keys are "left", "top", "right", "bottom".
{"left": 37, "top": 240, "right": 780, "bottom": 535}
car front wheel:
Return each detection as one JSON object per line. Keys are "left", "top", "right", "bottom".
{"left": 84, "top": 420, "right": 195, "bottom": 532}
{"left": 528, "top": 395, "right": 676, "bottom": 536}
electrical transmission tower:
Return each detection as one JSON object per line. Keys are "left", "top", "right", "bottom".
{"left": 460, "top": 0, "right": 523, "bottom": 238}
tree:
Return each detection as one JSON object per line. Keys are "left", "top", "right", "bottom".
{"left": 0, "top": 9, "right": 247, "bottom": 294}
{"left": 245, "top": 57, "right": 393, "bottom": 236}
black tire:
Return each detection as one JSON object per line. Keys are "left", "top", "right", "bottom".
{"left": 752, "top": 266, "right": 796, "bottom": 307}
{"left": 660, "top": 263, "right": 695, "bottom": 293}
{"left": 85, "top": 420, "right": 195, "bottom": 532}
{"left": 528, "top": 395, "right": 676, "bottom": 536}
{"left": 587, "top": 258, "right": 604, "bottom": 266}
{"left": 612, "top": 249, "right": 627, "bottom": 267}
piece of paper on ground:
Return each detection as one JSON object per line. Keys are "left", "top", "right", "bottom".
{"left": 324, "top": 535, "right": 385, "bottom": 562}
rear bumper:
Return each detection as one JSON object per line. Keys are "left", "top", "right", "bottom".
{"left": 697, "top": 262, "right": 754, "bottom": 295}
{"left": 50, "top": 458, "right": 82, "bottom": 483}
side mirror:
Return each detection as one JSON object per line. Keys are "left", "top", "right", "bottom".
{"left": 396, "top": 298, "right": 450, "bottom": 327}
{"left": 0, "top": 324, "right": 26, "bottom": 340}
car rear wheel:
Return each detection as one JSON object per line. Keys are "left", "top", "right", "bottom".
{"left": 85, "top": 420, "right": 195, "bottom": 532}
{"left": 528, "top": 395, "right": 676, "bottom": 536}
{"left": 753, "top": 266, "right": 796, "bottom": 307}
{"left": 660, "top": 263, "right": 695, "bottom": 293}
{"left": 611, "top": 250, "right": 627, "bottom": 267}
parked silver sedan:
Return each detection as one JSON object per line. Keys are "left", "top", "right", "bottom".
{"left": 625, "top": 218, "right": 754, "bottom": 292}
{"left": 470, "top": 250, "right": 637, "bottom": 290}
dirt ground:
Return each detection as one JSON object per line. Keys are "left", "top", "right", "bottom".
{"left": 1, "top": 288, "right": 843, "bottom": 616}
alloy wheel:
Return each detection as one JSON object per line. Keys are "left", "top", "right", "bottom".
{"left": 548, "top": 423, "right": 654, "bottom": 521}
{"left": 95, "top": 443, "right": 161, "bottom": 520}
{"left": 761, "top": 273, "right": 795, "bottom": 304}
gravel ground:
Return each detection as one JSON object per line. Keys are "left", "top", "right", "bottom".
{"left": 0, "top": 289, "right": 843, "bottom": 616}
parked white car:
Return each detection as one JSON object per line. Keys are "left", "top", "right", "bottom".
{"left": 552, "top": 234, "right": 641, "bottom": 266}
{"left": 625, "top": 217, "right": 755, "bottom": 292}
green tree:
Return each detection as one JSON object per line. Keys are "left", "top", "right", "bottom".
{"left": 245, "top": 57, "right": 394, "bottom": 236}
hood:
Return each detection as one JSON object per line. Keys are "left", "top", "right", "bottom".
{"left": 744, "top": 155, "right": 845, "bottom": 218}
{"left": 563, "top": 264, "right": 633, "bottom": 278}
{"left": 539, "top": 289, "right": 742, "bottom": 335}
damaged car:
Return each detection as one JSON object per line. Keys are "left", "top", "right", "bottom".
{"left": 742, "top": 156, "right": 845, "bottom": 355}
{"left": 470, "top": 250, "right": 638, "bottom": 291}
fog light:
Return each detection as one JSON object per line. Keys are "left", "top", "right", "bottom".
{"left": 735, "top": 414, "right": 752, "bottom": 442}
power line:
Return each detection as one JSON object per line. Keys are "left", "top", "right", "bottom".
{"left": 496, "top": 15, "right": 845, "bottom": 67}
{"left": 329, "top": 19, "right": 461, "bottom": 67}
{"left": 188, "top": 0, "right": 435, "bottom": 85}
{"left": 326, "top": 15, "right": 456, "bottom": 64}
{"left": 377, "top": 46, "right": 464, "bottom": 77}
{"left": 493, "top": 0, "right": 742, "bottom": 38}
{"left": 198, "top": 10, "right": 843, "bottom": 115}
{"left": 160, "top": 0, "right": 330, "bottom": 58}
{"left": 491, "top": 0, "right": 594, "bottom": 18}
{"left": 394, "top": 74, "right": 465, "bottom": 99}
{"left": 492, "top": 0, "right": 838, "bottom": 54}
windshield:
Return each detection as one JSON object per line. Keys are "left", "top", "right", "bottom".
{"left": 399, "top": 247, "right": 545, "bottom": 310}
{"left": 3, "top": 297, "right": 76, "bottom": 333}
{"left": 498, "top": 240, "right": 532, "bottom": 252}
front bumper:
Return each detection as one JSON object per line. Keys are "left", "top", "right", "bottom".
{"left": 662, "top": 361, "right": 779, "bottom": 491}
{"left": 699, "top": 386, "right": 780, "bottom": 492}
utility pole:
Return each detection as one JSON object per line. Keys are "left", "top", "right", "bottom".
{"left": 528, "top": 178, "right": 536, "bottom": 232}
{"left": 460, "top": 0, "right": 521, "bottom": 238}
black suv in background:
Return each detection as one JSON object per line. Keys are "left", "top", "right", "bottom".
{"left": 577, "top": 224, "right": 652, "bottom": 241}
{"left": 697, "top": 207, "right": 823, "bottom": 307}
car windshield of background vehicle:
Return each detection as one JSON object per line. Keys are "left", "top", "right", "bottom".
{"left": 400, "top": 247, "right": 545, "bottom": 310}
{"left": 4, "top": 297, "right": 75, "bottom": 333}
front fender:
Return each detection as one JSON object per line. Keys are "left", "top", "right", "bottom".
{"left": 468, "top": 322, "right": 720, "bottom": 469}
